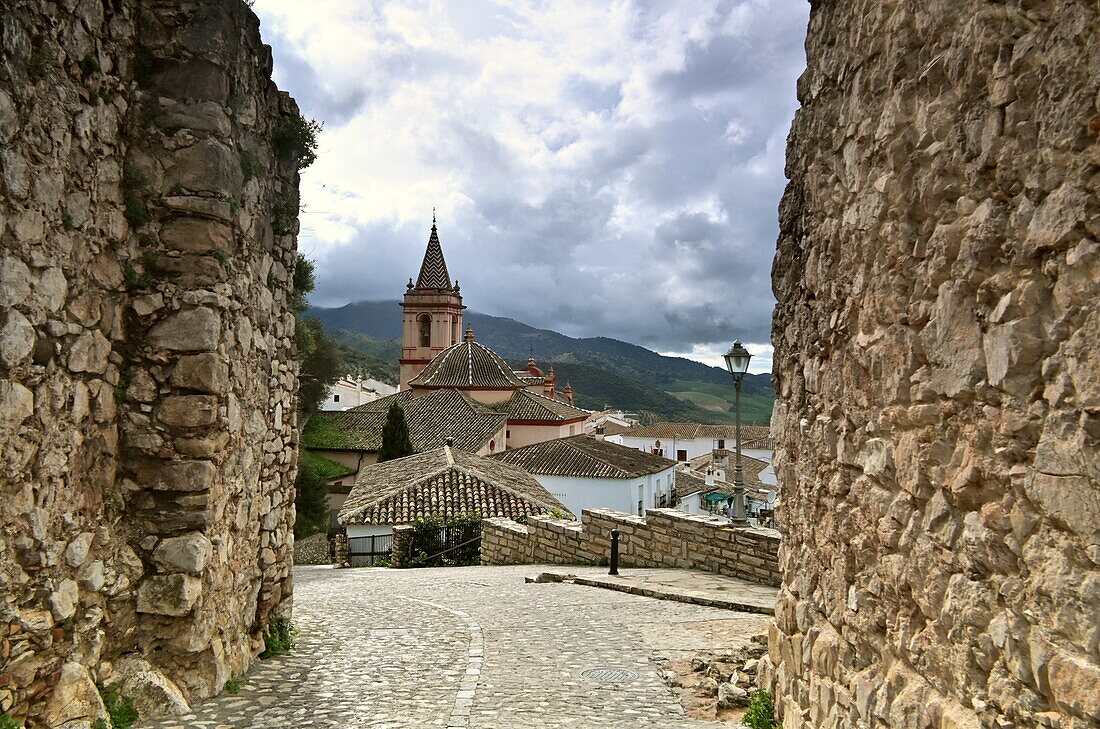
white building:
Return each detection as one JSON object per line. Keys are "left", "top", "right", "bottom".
{"left": 490, "top": 435, "right": 678, "bottom": 518}
{"left": 609, "top": 422, "right": 774, "bottom": 464}
{"left": 676, "top": 452, "right": 777, "bottom": 527}
{"left": 320, "top": 376, "right": 398, "bottom": 411}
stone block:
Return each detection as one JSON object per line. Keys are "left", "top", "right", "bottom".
{"left": 148, "top": 307, "right": 220, "bottom": 352}
{"left": 161, "top": 217, "right": 234, "bottom": 254}
{"left": 140, "top": 459, "right": 216, "bottom": 492}
{"left": 42, "top": 662, "right": 108, "bottom": 728}
{"left": 153, "top": 532, "right": 212, "bottom": 574}
{"left": 136, "top": 574, "right": 202, "bottom": 616}
{"left": 158, "top": 395, "right": 220, "bottom": 428}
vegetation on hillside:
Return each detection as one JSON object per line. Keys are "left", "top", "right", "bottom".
{"left": 306, "top": 300, "right": 774, "bottom": 425}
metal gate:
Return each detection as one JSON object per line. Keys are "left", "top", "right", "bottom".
{"left": 408, "top": 521, "right": 482, "bottom": 567}
{"left": 347, "top": 533, "right": 393, "bottom": 567}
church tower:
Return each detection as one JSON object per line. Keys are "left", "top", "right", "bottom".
{"left": 399, "top": 217, "right": 465, "bottom": 389}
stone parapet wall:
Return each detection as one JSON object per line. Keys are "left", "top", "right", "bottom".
{"left": 0, "top": 0, "right": 299, "bottom": 723}
{"left": 769, "top": 2, "right": 1099, "bottom": 728}
{"left": 481, "top": 509, "right": 780, "bottom": 587}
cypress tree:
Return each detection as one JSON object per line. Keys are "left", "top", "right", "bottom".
{"left": 378, "top": 402, "right": 414, "bottom": 462}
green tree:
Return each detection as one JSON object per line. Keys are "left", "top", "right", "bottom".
{"left": 293, "top": 452, "right": 331, "bottom": 539}
{"left": 292, "top": 254, "right": 342, "bottom": 538}
{"left": 377, "top": 402, "right": 414, "bottom": 462}
{"left": 292, "top": 254, "right": 341, "bottom": 415}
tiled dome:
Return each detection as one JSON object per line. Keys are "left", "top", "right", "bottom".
{"left": 408, "top": 331, "right": 528, "bottom": 390}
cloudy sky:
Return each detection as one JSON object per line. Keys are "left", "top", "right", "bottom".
{"left": 253, "top": 0, "right": 808, "bottom": 374}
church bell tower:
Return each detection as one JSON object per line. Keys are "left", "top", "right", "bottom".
{"left": 399, "top": 216, "right": 465, "bottom": 389}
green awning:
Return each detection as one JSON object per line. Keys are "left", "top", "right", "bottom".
{"left": 704, "top": 492, "right": 733, "bottom": 504}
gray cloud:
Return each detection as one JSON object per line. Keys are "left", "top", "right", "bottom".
{"left": 259, "top": 0, "right": 808, "bottom": 357}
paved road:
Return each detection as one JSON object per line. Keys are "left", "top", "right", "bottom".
{"left": 143, "top": 565, "right": 769, "bottom": 728}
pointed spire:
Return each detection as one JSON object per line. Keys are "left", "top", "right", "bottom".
{"left": 414, "top": 214, "right": 452, "bottom": 290}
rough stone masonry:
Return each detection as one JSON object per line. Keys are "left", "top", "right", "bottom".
{"left": 1, "top": 1, "right": 300, "bottom": 724}
{"left": 768, "top": 2, "right": 1098, "bottom": 728}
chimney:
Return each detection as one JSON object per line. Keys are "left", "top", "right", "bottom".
{"left": 595, "top": 425, "right": 605, "bottom": 441}
{"left": 705, "top": 467, "right": 716, "bottom": 487}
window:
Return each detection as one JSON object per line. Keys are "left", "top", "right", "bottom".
{"left": 333, "top": 394, "right": 340, "bottom": 402}
{"left": 506, "top": 430, "right": 511, "bottom": 438}
{"left": 651, "top": 447, "right": 664, "bottom": 457}
{"left": 717, "top": 439, "right": 725, "bottom": 450}
{"left": 638, "top": 500, "right": 644, "bottom": 516}
{"left": 676, "top": 449, "right": 688, "bottom": 462}
{"left": 489, "top": 439, "right": 496, "bottom": 453}
{"left": 418, "top": 314, "right": 431, "bottom": 347}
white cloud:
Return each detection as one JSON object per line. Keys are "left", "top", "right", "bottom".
{"left": 253, "top": 0, "right": 807, "bottom": 358}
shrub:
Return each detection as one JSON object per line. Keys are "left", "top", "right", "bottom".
{"left": 260, "top": 618, "right": 296, "bottom": 658}
{"left": 271, "top": 191, "right": 297, "bottom": 235}
{"left": 224, "top": 677, "right": 242, "bottom": 694}
{"left": 0, "top": 713, "right": 20, "bottom": 729}
{"left": 96, "top": 683, "right": 139, "bottom": 729}
{"left": 273, "top": 114, "right": 322, "bottom": 170}
{"left": 742, "top": 690, "right": 776, "bottom": 729}
{"left": 124, "top": 195, "right": 149, "bottom": 228}
{"left": 240, "top": 150, "right": 259, "bottom": 183}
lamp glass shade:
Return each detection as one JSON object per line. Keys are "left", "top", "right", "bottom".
{"left": 723, "top": 341, "right": 752, "bottom": 375}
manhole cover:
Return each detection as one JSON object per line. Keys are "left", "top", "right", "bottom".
{"left": 580, "top": 668, "right": 639, "bottom": 684}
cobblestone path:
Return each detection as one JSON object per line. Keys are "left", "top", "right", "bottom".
{"left": 142, "top": 565, "right": 769, "bottom": 728}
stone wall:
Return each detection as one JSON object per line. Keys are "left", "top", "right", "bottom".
{"left": 481, "top": 509, "right": 781, "bottom": 587}
{"left": 292, "top": 534, "right": 331, "bottom": 566}
{"left": 1, "top": 1, "right": 300, "bottom": 724}
{"left": 768, "top": 2, "right": 1099, "bottom": 728}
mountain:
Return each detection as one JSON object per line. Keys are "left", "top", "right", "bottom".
{"left": 305, "top": 300, "right": 773, "bottom": 425}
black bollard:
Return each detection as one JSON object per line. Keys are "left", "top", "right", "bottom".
{"left": 609, "top": 529, "right": 620, "bottom": 575}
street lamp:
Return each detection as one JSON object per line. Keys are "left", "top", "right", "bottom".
{"left": 723, "top": 341, "right": 752, "bottom": 527}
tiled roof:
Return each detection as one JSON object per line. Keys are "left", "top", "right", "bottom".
{"left": 495, "top": 390, "right": 589, "bottom": 422}
{"left": 622, "top": 422, "right": 772, "bottom": 443}
{"left": 408, "top": 338, "right": 529, "bottom": 389}
{"left": 339, "top": 446, "right": 571, "bottom": 525}
{"left": 414, "top": 221, "right": 453, "bottom": 290}
{"left": 687, "top": 451, "right": 770, "bottom": 487}
{"left": 674, "top": 469, "right": 708, "bottom": 497}
{"left": 302, "top": 389, "right": 505, "bottom": 453}
{"left": 594, "top": 422, "right": 633, "bottom": 436}
{"left": 490, "top": 435, "right": 675, "bottom": 479}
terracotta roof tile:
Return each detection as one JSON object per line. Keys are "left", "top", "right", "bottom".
{"left": 339, "top": 446, "right": 571, "bottom": 525}
{"left": 495, "top": 390, "right": 589, "bottom": 422}
{"left": 490, "top": 435, "right": 675, "bottom": 479}
{"left": 408, "top": 339, "right": 529, "bottom": 389}
{"left": 623, "top": 422, "right": 772, "bottom": 444}
{"left": 302, "top": 389, "right": 505, "bottom": 453}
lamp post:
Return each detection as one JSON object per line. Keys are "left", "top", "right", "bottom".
{"left": 723, "top": 340, "right": 752, "bottom": 527}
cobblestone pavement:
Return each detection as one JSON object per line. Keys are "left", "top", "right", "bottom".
{"left": 142, "top": 565, "right": 770, "bottom": 728}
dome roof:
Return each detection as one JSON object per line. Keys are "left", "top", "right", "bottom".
{"left": 409, "top": 334, "right": 528, "bottom": 390}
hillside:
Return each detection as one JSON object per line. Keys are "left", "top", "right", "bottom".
{"left": 305, "top": 300, "right": 774, "bottom": 425}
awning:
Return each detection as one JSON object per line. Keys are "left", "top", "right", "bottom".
{"left": 704, "top": 491, "right": 733, "bottom": 504}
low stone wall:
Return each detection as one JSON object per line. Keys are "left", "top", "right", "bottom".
{"left": 482, "top": 508, "right": 780, "bottom": 587}
{"left": 292, "top": 534, "right": 331, "bottom": 565}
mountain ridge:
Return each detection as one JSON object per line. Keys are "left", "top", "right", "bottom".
{"left": 306, "top": 299, "right": 774, "bottom": 424}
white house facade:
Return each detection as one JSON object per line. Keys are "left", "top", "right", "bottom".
{"left": 321, "top": 376, "right": 398, "bottom": 411}
{"left": 490, "top": 435, "right": 678, "bottom": 519}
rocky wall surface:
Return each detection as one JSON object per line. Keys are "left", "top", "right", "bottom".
{"left": 768, "top": 2, "right": 1099, "bottom": 727}
{"left": 481, "top": 510, "right": 781, "bottom": 587}
{"left": 0, "top": 1, "right": 300, "bottom": 724}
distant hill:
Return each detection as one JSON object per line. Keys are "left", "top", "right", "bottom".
{"left": 305, "top": 300, "right": 773, "bottom": 425}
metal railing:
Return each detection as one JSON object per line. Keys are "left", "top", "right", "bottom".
{"left": 347, "top": 534, "right": 393, "bottom": 567}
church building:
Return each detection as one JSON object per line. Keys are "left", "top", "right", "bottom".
{"left": 397, "top": 218, "right": 586, "bottom": 445}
